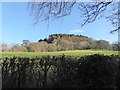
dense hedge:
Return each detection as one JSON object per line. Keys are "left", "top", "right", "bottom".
{"left": 1, "top": 54, "right": 120, "bottom": 88}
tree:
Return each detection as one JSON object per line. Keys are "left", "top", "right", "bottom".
{"left": 79, "top": 41, "right": 91, "bottom": 50}
{"left": 47, "top": 37, "right": 54, "bottom": 43}
{"left": 29, "top": 1, "right": 119, "bottom": 33}
{"left": 38, "top": 39, "right": 43, "bottom": 42}
{"left": 28, "top": 41, "right": 48, "bottom": 52}
{"left": 87, "top": 39, "right": 97, "bottom": 49}
{"left": 22, "top": 40, "right": 30, "bottom": 46}
{"left": 43, "top": 38, "right": 47, "bottom": 42}
{"left": 57, "top": 38, "right": 73, "bottom": 51}
{"left": 10, "top": 44, "right": 27, "bottom": 52}
{"left": 26, "top": 46, "right": 34, "bottom": 52}
{"left": 47, "top": 44, "right": 57, "bottom": 52}
{"left": 111, "top": 42, "right": 120, "bottom": 51}
{"left": 2, "top": 44, "right": 9, "bottom": 52}
{"left": 96, "top": 40, "right": 110, "bottom": 50}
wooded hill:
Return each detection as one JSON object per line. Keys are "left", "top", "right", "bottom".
{"left": 2, "top": 34, "right": 119, "bottom": 52}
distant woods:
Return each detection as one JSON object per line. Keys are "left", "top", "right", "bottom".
{"left": 2, "top": 34, "right": 120, "bottom": 52}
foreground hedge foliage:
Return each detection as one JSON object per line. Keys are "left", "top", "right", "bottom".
{"left": 1, "top": 54, "right": 120, "bottom": 88}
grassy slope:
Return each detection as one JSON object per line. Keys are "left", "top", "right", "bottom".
{"left": 1, "top": 50, "right": 119, "bottom": 58}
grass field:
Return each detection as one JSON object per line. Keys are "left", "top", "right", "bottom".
{"left": 1, "top": 50, "right": 119, "bottom": 58}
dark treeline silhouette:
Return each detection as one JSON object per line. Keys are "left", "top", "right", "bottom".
{"left": 2, "top": 54, "right": 120, "bottom": 88}
{"left": 2, "top": 34, "right": 120, "bottom": 52}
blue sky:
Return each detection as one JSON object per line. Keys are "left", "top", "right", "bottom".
{"left": 2, "top": 2, "right": 118, "bottom": 45}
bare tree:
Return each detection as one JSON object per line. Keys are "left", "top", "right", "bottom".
{"left": 28, "top": 1, "right": 119, "bottom": 33}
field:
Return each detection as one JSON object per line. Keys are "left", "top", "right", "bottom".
{"left": 1, "top": 50, "right": 119, "bottom": 58}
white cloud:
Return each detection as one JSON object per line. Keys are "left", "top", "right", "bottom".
{"left": 70, "top": 30, "right": 84, "bottom": 33}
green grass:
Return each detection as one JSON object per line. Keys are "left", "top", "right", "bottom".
{"left": 1, "top": 50, "right": 119, "bottom": 58}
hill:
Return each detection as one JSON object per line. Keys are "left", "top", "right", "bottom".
{"left": 2, "top": 34, "right": 119, "bottom": 52}
{"left": 35, "top": 34, "right": 112, "bottom": 52}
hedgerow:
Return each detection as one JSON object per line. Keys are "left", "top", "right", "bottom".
{"left": 1, "top": 54, "right": 120, "bottom": 88}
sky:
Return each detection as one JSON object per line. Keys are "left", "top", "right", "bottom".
{"left": 1, "top": 2, "right": 118, "bottom": 46}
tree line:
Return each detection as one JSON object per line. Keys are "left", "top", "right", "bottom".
{"left": 2, "top": 34, "right": 120, "bottom": 52}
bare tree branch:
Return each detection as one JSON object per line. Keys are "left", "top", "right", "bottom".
{"left": 29, "top": 2, "right": 77, "bottom": 24}
{"left": 28, "top": 1, "right": 119, "bottom": 33}
{"left": 79, "top": 2, "right": 112, "bottom": 26}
